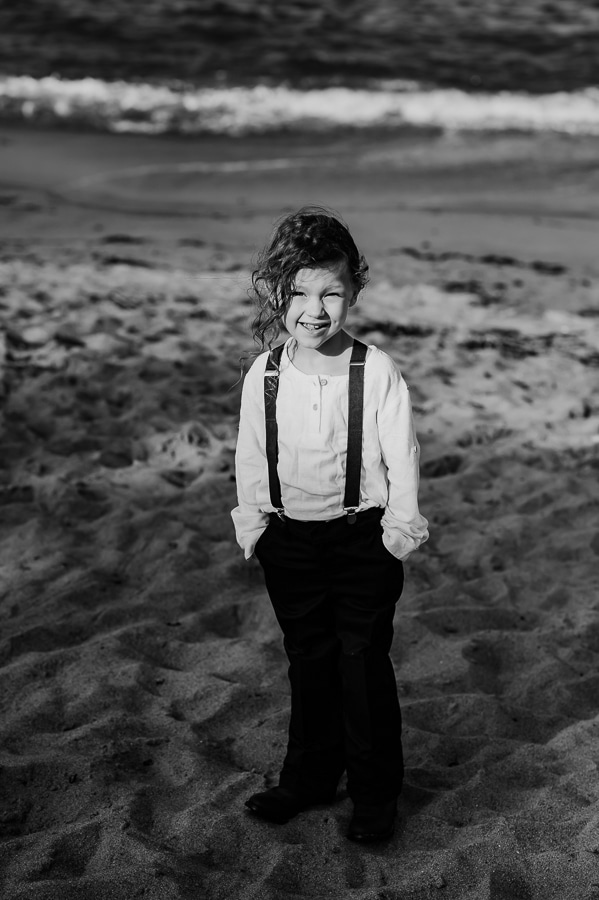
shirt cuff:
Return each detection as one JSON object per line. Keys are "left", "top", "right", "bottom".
{"left": 244, "top": 529, "right": 267, "bottom": 560}
{"left": 381, "top": 519, "right": 429, "bottom": 561}
{"left": 231, "top": 507, "right": 270, "bottom": 560}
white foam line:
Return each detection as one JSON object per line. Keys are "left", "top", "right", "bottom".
{"left": 3, "top": 75, "right": 599, "bottom": 136}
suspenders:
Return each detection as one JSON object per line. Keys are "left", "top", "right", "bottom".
{"left": 263, "top": 339, "right": 368, "bottom": 524}
{"left": 264, "top": 344, "right": 285, "bottom": 518}
{"left": 344, "top": 339, "right": 368, "bottom": 523}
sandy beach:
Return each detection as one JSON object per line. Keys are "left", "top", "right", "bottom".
{"left": 1, "top": 122, "right": 599, "bottom": 900}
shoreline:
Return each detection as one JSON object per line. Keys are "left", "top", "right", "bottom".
{"left": 2, "top": 123, "right": 599, "bottom": 274}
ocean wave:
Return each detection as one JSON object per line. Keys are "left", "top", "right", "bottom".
{"left": 2, "top": 75, "right": 599, "bottom": 136}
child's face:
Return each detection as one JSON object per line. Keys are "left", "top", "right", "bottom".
{"left": 283, "top": 263, "right": 357, "bottom": 352}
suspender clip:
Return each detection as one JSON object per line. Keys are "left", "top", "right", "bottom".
{"left": 344, "top": 507, "right": 358, "bottom": 525}
{"left": 275, "top": 508, "right": 286, "bottom": 522}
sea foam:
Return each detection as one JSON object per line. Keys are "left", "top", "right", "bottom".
{"left": 2, "top": 75, "right": 599, "bottom": 136}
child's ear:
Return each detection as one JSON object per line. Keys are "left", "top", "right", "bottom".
{"left": 349, "top": 291, "right": 359, "bottom": 308}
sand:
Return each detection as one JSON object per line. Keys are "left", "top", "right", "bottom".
{"left": 0, "top": 122, "right": 598, "bottom": 900}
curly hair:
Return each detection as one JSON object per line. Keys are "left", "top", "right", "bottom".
{"left": 250, "top": 207, "right": 369, "bottom": 353}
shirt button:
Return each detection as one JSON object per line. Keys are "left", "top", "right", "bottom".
{"left": 320, "top": 377, "right": 328, "bottom": 386}
{"left": 312, "top": 403, "right": 318, "bottom": 410}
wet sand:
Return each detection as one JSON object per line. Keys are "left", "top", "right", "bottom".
{"left": 0, "top": 123, "right": 598, "bottom": 900}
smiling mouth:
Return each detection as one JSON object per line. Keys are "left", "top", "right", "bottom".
{"left": 300, "top": 321, "right": 330, "bottom": 332}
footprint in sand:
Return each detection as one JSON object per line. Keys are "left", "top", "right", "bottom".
{"left": 141, "top": 420, "right": 233, "bottom": 482}
{"left": 462, "top": 636, "right": 504, "bottom": 694}
{"left": 489, "top": 865, "right": 533, "bottom": 900}
{"left": 416, "top": 606, "right": 532, "bottom": 637}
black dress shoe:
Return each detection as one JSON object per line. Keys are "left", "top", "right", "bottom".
{"left": 347, "top": 800, "right": 397, "bottom": 843}
{"left": 245, "top": 787, "right": 335, "bottom": 824}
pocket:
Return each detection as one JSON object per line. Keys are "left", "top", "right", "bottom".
{"left": 379, "top": 527, "right": 402, "bottom": 563}
{"left": 253, "top": 521, "right": 271, "bottom": 558}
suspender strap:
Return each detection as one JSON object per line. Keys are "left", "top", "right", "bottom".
{"left": 263, "top": 339, "right": 368, "bottom": 523}
{"left": 264, "top": 343, "right": 285, "bottom": 516}
{"left": 343, "top": 339, "right": 368, "bottom": 523}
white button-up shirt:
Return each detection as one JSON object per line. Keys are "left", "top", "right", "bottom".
{"left": 231, "top": 340, "right": 429, "bottom": 560}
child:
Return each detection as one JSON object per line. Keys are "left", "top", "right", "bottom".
{"left": 231, "top": 207, "right": 428, "bottom": 842}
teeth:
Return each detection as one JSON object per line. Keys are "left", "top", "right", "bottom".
{"left": 301, "top": 322, "right": 328, "bottom": 331}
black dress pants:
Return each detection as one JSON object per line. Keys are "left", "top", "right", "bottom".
{"left": 254, "top": 507, "right": 404, "bottom": 805}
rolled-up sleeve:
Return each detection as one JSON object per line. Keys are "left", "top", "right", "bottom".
{"left": 231, "top": 360, "right": 270, "bottom": 559}
{"left": 376, "top": 363, "right": 429, "bottom": 560}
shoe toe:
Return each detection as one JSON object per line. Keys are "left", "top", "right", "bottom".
{"left": 347, "top": 800, "right": 397, "bottom": 843}
{"left": 245, "top": 786, "right": 337, "bottom": 824}
{"left": 245, "top": 788, "right": 301, "bottom": 823}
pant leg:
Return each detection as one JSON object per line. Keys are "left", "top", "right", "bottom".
{"left": 254, "top": 516, "right": 345, "bottom": 796}
{"left": 324, "top": 512, "right": 405, "bottom": 804}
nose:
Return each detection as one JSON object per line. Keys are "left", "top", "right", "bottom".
{"left": 305, "top": 294, "right": 326, "bottom": 317}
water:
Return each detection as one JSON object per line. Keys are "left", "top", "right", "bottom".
{"left": 1, "top": 0, "right": 599, "bottom": 137}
